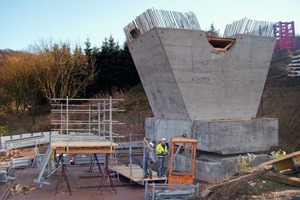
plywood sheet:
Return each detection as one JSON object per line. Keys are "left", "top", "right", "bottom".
{"left": 51, "top": 141, "right": 118, "bottom": 148}
{"left": 114, "top": 164, "right": 166, "bottom": 184}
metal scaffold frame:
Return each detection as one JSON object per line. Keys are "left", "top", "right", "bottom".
{"left": 51, "top": 97, "right": 124, "bottom": 141}
{"left": 273, "top": 21, "right": 296, "bottom": 50}
{"left": 34, "top": 97, "right": 124, "bottom": 188}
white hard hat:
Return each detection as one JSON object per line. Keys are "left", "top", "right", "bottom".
{"left": 149, "top": 142, "right": 154, "bottom": 147}
{"left": 161, "top": 138, "right": 166, "bottom": 141}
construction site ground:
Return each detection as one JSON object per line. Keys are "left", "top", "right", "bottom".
{"left": 198, "top": 172, "right": 300, "bottom": 200}
{"left": 1, "top": 166, "right": 300, "bottom": 200}
{"left": 0, "top": 166, "right": 145, "bottom": 200}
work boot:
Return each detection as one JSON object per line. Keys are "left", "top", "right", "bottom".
{"left": 144, "top": 175, "right": 148, "bottom": 179}
{"left": 150, "top": 175, "right": 152, "bottom": 179}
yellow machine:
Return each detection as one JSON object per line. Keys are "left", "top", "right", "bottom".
{"left": 168, "top": 137, "right": 198, "bottom": 184}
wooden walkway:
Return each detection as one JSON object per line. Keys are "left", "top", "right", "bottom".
{"left": 113, "top": 164, "right": 166, "bottom": 185}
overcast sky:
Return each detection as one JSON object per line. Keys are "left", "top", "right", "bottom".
{"left": 1, "top": 0, "right": 299, "bottom": 50}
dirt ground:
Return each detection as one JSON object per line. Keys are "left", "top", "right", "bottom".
{"left": 196, "top": 173, "right": 300, "bottom": 200}
{"left": 0, "top": 166, "right": 145, "bottom": 200}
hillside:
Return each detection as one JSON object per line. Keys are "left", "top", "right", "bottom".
{"left": 257, "top": 50, "right": 300, "bottom": 153}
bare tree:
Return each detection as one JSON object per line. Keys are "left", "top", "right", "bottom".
{"left": 0, "top": 53, "right": 41, "bottom": 123}
{"left": 31, "top": 41, "right": 98, "bottom": 102}
{"left": 0, "top": 41, "right": 98, "bottom": 124}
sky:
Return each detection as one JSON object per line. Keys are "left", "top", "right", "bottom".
{"left": 0, "top": 0, "right": 299, "bottom": 51}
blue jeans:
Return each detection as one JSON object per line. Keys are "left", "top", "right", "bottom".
{"left": 144, "top": 158, "right": 152, "bottom": 177}
{"left": 157, "top": 156, "right": 165, "bottom": 177}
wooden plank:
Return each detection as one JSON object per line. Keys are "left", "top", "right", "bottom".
{"left": 114, "top": 164, "right": 166, "bottom": 184}
{"left": 273, "top": 158, "right": 294, "bottom": 172}
{"left": 51, "top": 141, "right": 118, "bottom": 148}
{"left": 55, "top": 147, "right": 115, "bottom": 154}
{"left": 260, "top": 171, "right": 300, "bottom": 187}
{"left": 55, "top": 149, "right": 115, "bottom": 154}
{"left": 258, "top": 151, "right": 300, "bottom": 170}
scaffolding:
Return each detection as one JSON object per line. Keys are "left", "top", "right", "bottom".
{"left": 35, "top": 97, "right": 124, "bottom": 190}
{"left": 51, "top": 97, "right": 124, "bottom": 139}
{"left": 273, "top": 21, "right": 296, "bottom": 50}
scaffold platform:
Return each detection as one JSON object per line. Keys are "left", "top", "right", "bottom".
{"left": 114, "top": 164, "right": 166, "bottom": 185}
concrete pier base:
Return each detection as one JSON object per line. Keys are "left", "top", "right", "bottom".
{"left": 146, "top": 118, "right": 278, "bottom": 155}
{"left": 174, "top": 153, "right": 272, "bottom": 182}
{"left": 126, "top": 15, "right": 278, "bottom": 182}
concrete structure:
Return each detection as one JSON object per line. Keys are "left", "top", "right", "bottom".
{"left": 128, "top": 27, "right": 278, "bottom": 153}
{"left": 125, "top": 9, "right": 278, "bottom": 182}
{"left": 128, "top": 28, "right": 275, "bottom": 120}
{"left": 146, "top": 118, "right": 278, "bottom": 155}
{"left": 175, "top": 154, "right": 272, "bottom": 182}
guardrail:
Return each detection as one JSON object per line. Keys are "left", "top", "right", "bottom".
{"left": 1, "top": 131, "right": 54, "bottom": 150}
{"left": 5, "top": 135, "right": 48, "bottom": 150}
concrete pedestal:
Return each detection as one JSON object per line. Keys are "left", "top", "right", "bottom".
{"left": 146, "top": 117, "right": 278, "bottom": 155}
{"left": 174, "top": 153, "right": 272, "bottom": 182}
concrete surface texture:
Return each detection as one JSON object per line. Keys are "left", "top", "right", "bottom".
{"left": 146, "top": 118, "right": 278, "bottom": 155}
{"left": 128, "top": 28, "right": 276, "bottom": 120}
{"left": 175, "top": 154, "right": 272, "bottom": 182}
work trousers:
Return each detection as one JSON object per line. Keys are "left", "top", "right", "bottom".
{"left": 144, "top": 158, "right": 152, "bottom": 177}
{"left": 157, "top": 156, "right": 166, "bottom": 177}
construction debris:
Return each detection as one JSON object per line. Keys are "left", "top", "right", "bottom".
{"left": 257, "top": 151, "right": 300, "bottom": 187}
{"left": 200, "top": 151, "right": 300, "bottom": 197}
{"left": 10, "top": 184, "right": 36, "bottom": 195}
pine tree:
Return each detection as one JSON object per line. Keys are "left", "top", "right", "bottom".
{"left": 206, "top": 23, "right": 220, "bottom": 37}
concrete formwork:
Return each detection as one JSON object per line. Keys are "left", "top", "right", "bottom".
{"left": 128, "top": 28, "right": 276, "bottom": 120}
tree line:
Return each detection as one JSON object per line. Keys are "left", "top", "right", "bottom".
{"left": 0, "top": 36, "right": 140, "bottom": 124}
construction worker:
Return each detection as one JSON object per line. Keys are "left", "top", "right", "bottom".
{"left": 143, "top": 138, "right": 155, "bottom": 179}
{"left": 156, "top": 138, "right": 168, "bottom": 178}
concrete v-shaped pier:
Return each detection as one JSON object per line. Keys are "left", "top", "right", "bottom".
{"left": 125, "top": 9, "right": 278, "bottom": 182}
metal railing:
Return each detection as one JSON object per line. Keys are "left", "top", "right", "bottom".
{"left": 145, "top": 183, "right": 200, "bottom": 200}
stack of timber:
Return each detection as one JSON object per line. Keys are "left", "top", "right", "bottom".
{"left": 287, "top": 54, "right": 300, "bottom": 77}
{"left": 258, "top": 151, "right": 300, "bottom": 186}
{"left": 51, "top": 134, "right": 118, "bottom": 154}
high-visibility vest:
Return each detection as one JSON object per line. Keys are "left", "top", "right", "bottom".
{"left": 156, "top": 143, "right": 168, "bottom": 157}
